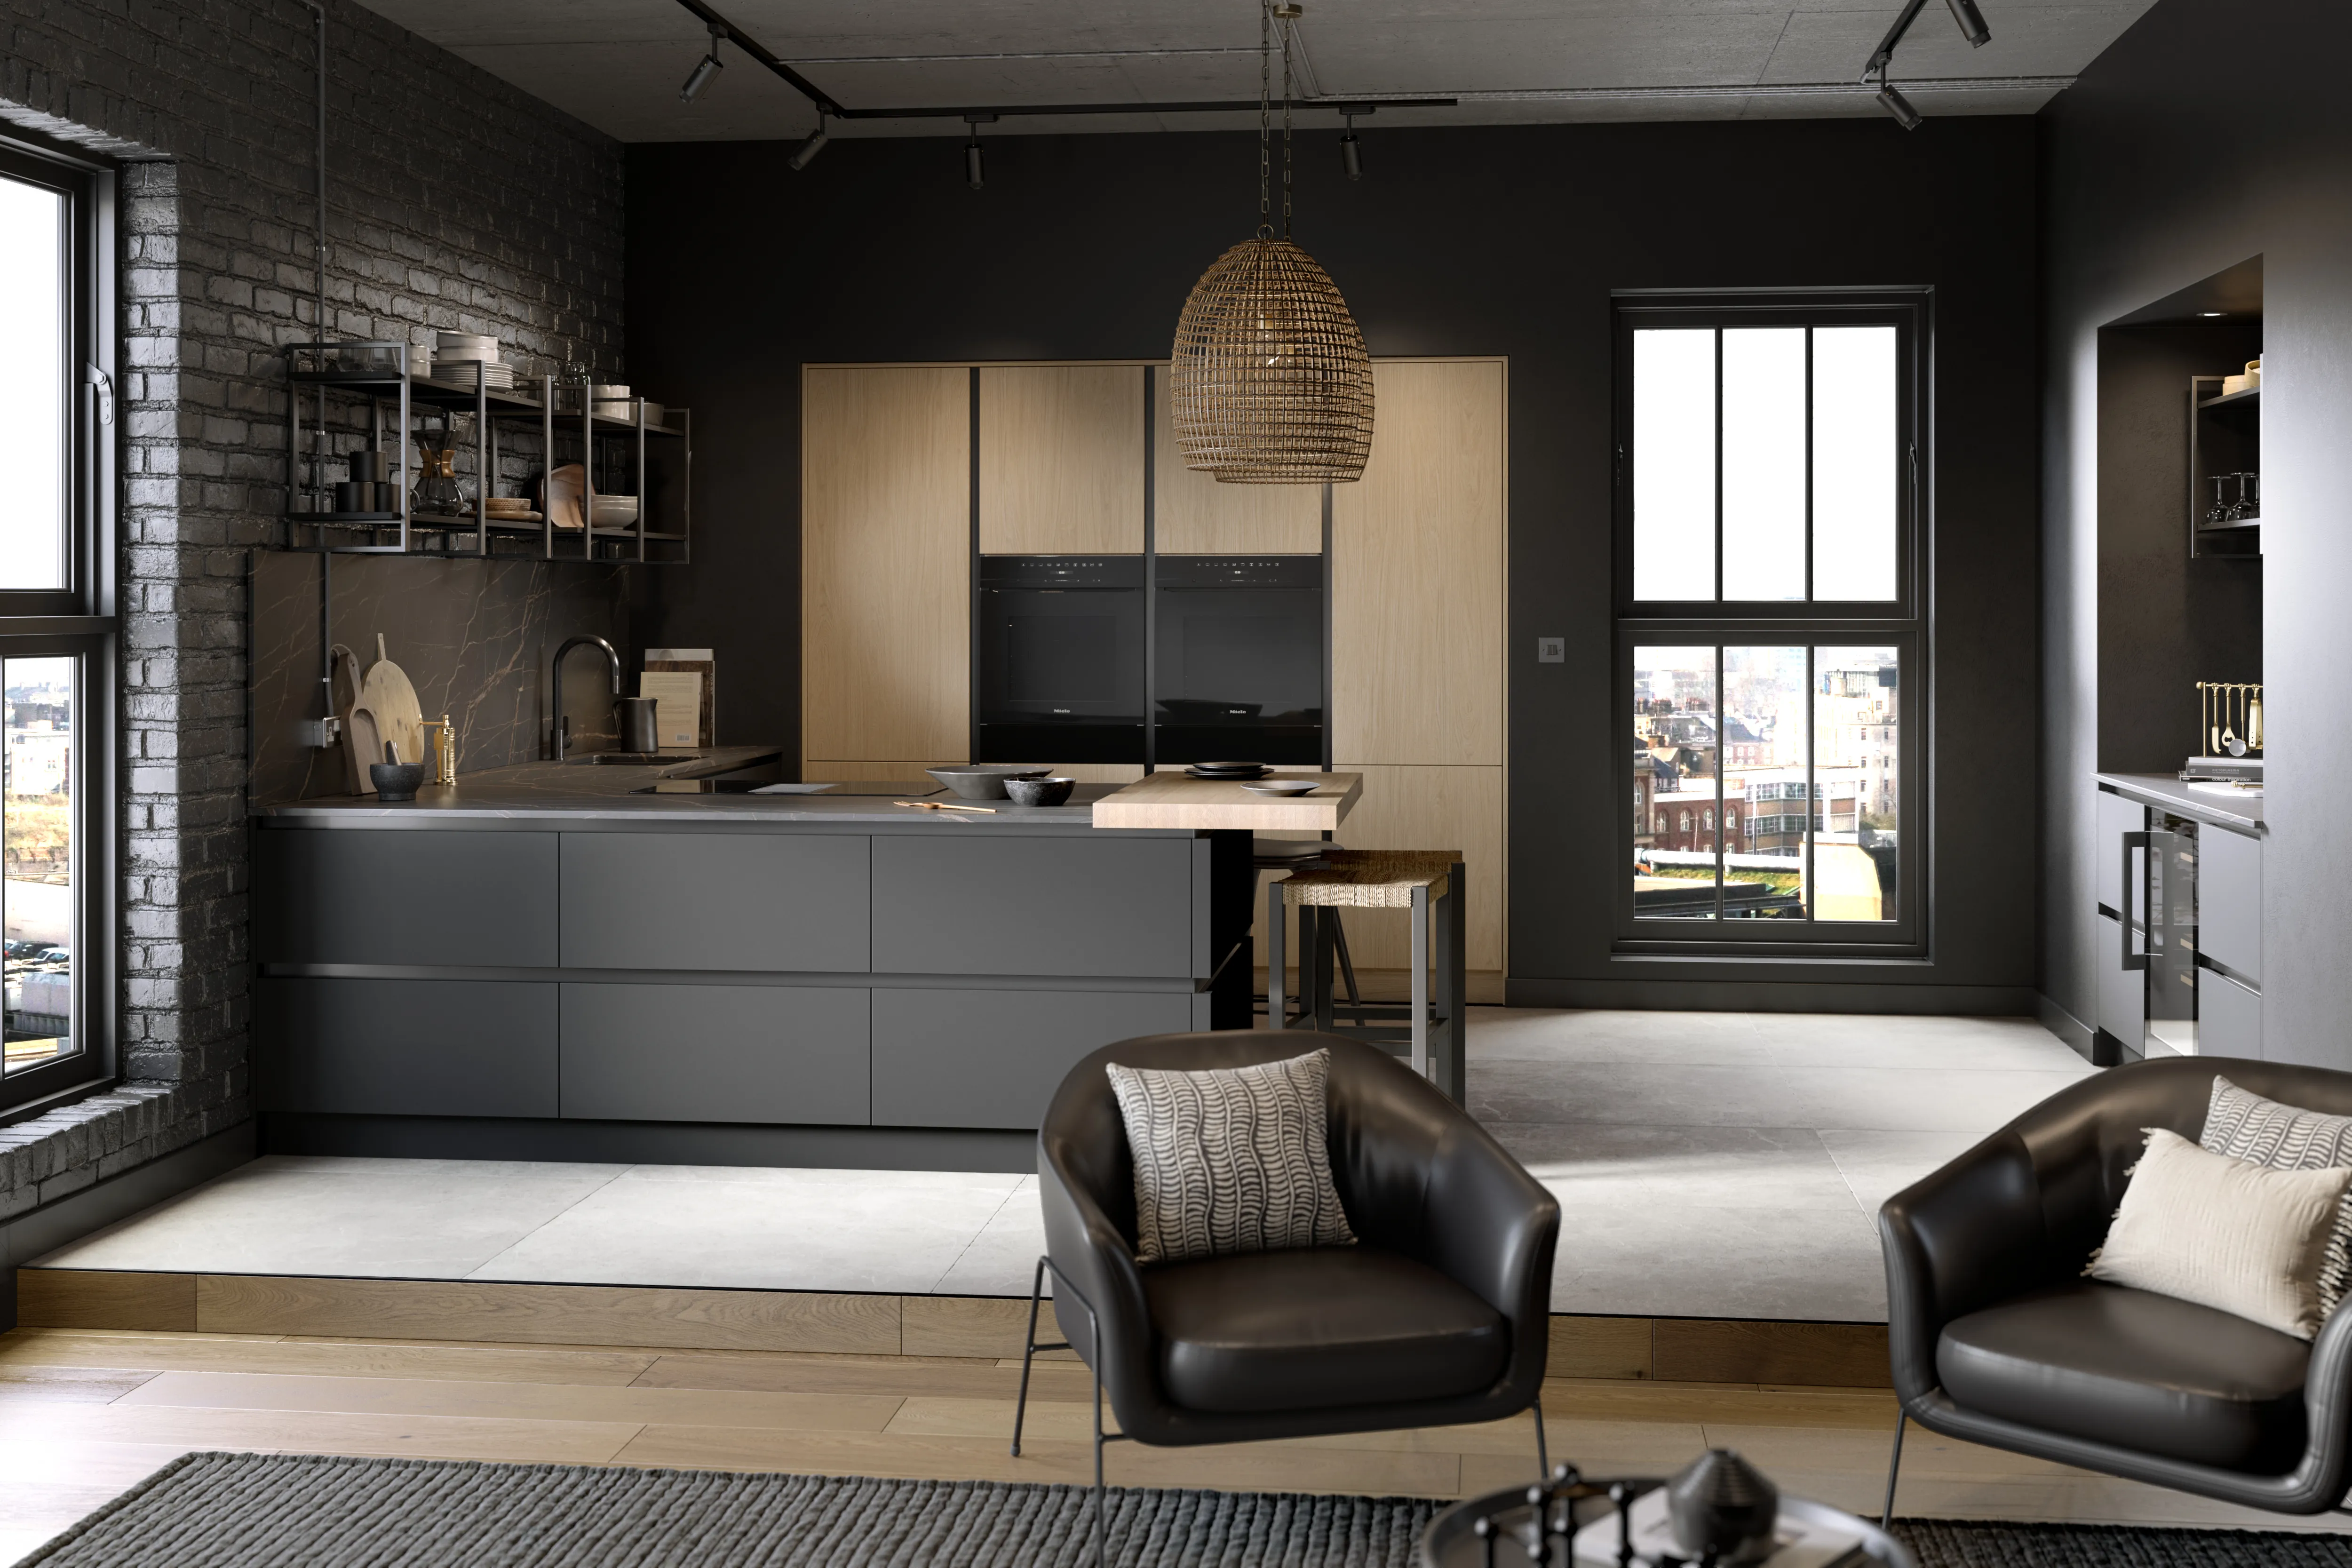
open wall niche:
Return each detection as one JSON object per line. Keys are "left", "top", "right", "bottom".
{"left": 2095, "top": 256, "right": 2264, "bottom": 776}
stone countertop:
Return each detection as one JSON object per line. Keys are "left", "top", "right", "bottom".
{"left": 2098, "top": 771, "right": 2264, "bottom": 836}
{"left": 253, "top": 749, "right": 1127, "bottom": 828}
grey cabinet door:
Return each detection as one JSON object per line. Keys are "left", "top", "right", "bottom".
{"left": 2200, "top": 967, "right": 2263, "bottom": 1059}
{"left": 2095, "top": 911, "right": 2145, "bottom": 1053}
{"left": 2201, "top": 827, "right": 2262, "bottom": 984}
{"left": 872, "top": 837, "right": 1194, "bottom": 977}
{"left": 254, "top": 830, "right": 558, "bottom": 967}
{"left": 2095, "top": 790, "right": 2146, "bottom": 917}
{"left": 560, "top": 983, "right": 871, "bottom": 1125}
{"left": 256, "top": 977, "right": 557, "bottom": 1117}
{"left": 559, "top": 832, "right": 871, "bottom": 972}
{"left": 872, "top": 987, "right": 1196, "bottom": 1129}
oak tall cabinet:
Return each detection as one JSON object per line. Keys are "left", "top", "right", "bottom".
{"left": 979, "top": 366, "right": 1145, "bottom": 555}
{"left": 803, "top": 358, "right": 1509, "bottom": 979}
{"left": 801, "top": 366, "right": 971, "bottom": 777}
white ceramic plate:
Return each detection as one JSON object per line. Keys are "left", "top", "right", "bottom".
{"left": 1242, "top": 780, "right": 1319, "bottom": 796}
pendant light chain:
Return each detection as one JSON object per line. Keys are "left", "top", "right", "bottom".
{"left": 1256, "top": 2, "right": 1271, "bottom": 240}
{"left": 1280, "top": 8, "right": 1294, "bottom": 240}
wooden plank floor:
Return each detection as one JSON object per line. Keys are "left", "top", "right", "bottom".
{"left": 5, "top": 1327, "right": 2348, "bottom": 1561}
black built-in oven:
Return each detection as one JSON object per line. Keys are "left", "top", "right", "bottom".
{"left": 1153, "top": 555, "right": 1325, "bottom": 765}
{"left": 975, "top": 556, "right": 1145, "bottom": 763}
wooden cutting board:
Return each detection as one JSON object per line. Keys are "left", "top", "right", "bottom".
{"left": 330, "top": 644, "right": 371, "bottom": 793}
{"left": 361, "top": 634, "right": 426, "bottom": 766}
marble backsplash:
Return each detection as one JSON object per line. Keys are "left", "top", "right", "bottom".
{"left": 250, "top": 549, "right": 634, "bottom": 803}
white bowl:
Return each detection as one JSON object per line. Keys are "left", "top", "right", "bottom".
{"left": 589, "top": 495, "right": 639, "bottom": 527}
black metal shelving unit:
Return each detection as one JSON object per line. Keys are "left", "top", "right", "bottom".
{"left": 2188, "top": 374, "right": 2259, "bottom": 560}
{"left": 281, "top": 341, "right": 691, "bottom": 564}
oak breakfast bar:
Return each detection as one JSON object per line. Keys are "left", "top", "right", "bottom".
{"left": 249, "top": 756, "right": 1361, "bottom": 1170}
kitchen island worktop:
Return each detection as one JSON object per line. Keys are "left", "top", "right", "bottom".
{"left": 256, "top": 748, "right": 1120, "bottom": 829}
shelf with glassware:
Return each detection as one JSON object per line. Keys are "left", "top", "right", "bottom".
{"left": 2188, "top": 374, "right": 2259, "bottom": 560}
{"left": 280, "top": 341, "right": 691, "bottom": 565}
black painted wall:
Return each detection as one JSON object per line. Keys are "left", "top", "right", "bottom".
{"left": 2042, "top": 0, "right": 2352, "bottom": 1064}
{"left": 627, "top": 117, "right": 2041, "bottom": 1006}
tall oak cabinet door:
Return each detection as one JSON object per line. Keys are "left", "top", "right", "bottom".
{"left": 1332, "top": 359, "right": 1506, "bottom": 766}
{"left": 979, "top": 365, "right": 1144, "bottom": 555}
{"left": 803, "top": 366, "right": 972, "bottom": 767}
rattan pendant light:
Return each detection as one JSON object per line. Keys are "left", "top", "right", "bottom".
{"left": 1169, "top": 3, "right": 1374, "bottom": 485}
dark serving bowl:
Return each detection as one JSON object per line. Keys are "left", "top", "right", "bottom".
{"left": 925, "top": 764, "right": 1052, "bottom": 800}
{"left": 1004, "top": 776, "right": 1077, "bottom": 808}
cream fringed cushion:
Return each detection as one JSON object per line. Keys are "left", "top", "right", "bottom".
{"left": 2201, "top": 1075, "right": 2352, "bottom": 1321}
{"left": 2089, "top": 1128, "right": 2352, "bottom": 1340}
{"left": 1106, "top": 1049, "right": 1357, "bottom": 1266}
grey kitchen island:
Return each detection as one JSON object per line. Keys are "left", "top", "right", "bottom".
{"left": 250, "top": 753, "right": 1255, "bottom": 1170}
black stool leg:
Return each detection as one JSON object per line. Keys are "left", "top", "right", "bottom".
{"left": 1333, "top": 914, "right": 1360, "bottom": 1008}
{"left": 1534, "top": 1393, "right": 1550, "bottom": 1481}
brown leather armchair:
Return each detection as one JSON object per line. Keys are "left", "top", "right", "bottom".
{"left": 1879, "top": 1054, "right": 2352, "bottom": 1523}
{"left": 1014, "top": 1030, "right": 1559, "bottom": 1558}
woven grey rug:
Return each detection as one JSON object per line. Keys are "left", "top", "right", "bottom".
{"left": 21, "top": 1453, "right": 2352, "bottom": 1567}
{"left": 1896, "top": 1518, "right": 2352, "bottom": 1566}
{"left": 13, "top": 1452, "right": 1439, "bottom": 1567}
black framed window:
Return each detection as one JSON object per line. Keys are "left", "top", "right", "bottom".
{"left": 2, "top": 135, "right": 116, "bottom": 1114}
{"left": 1615, "top": 292, "right": 1925, "bottom": 953}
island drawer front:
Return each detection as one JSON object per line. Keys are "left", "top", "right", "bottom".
{"left": 256, "top": 978, "right": 557, "bottom": 1118}
{"left": 559, "top": 983, "right": 871, "bottom": 1125}
{"left": 871, "top": 987, "right": 1202, "bottom": 1129}
{"left": 559, "top": 832, "right": 872, "bottom": 972}
{"left": 254, "top": 830, "right": 557, "bottom": 968}
{"left": 872, "top": 837, "right": 1195, "bottom": 978}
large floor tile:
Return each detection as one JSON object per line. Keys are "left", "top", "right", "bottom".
{"left": 1548, "top": 1202, "right": 1888, "bottom": 1320}
{"left": 929, "top": 1178, "right": 1049, "bottom": 1297}
{"left": 29, "top": 1157, "right": 630, "bottom": 1279}
{"left": 1467, "top": 1008, "right": 1764, "bottom": 1064}
{"left": 1818, "top": 1129, "right": 1988, "bottom": 1214}
{"left": 1492, "top": 1123, "right": 1863, "bottom": 1212}
{"left": 1471, "top": 1060, "right": 2093, "bottom": 1133}
{"left": 1746, "top": 1012, "right": 2098, "bottom": 1072}
{"left": 466, "top": 1166, "right": 1020, "bottom": 1294}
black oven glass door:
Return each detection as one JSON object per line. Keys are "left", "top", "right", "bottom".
{"left": 977, "top": 557, "right": 1144, "bottom": 763}
{"left": 1153, "top": 556, "right": 1324, "bottom": 765}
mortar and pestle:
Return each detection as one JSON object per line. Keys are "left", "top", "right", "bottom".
{"left": 369, "top": 741, "right": 427, "bottom": 802}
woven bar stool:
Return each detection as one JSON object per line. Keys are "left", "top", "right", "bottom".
{"left": 1267, "top": 849, "right": 1466, "bottom": 1102}
{"left": 1252, "top": 837, "right": 1359, "bottom": 1021}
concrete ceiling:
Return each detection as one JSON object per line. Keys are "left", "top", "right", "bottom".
{"left": 355, "top": 0, "right": 2156, "bottom": 143}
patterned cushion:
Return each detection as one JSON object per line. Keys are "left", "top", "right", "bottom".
{"left": 2202, "top": 1076, "right": 2352, "bottom": 1321}
{"left": 1105, "top": 1049, "right": 1358, "bottom": 1266}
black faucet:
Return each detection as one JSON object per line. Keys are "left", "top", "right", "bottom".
{"left": 552, "top": 634, "right": 622, "bottom": 760}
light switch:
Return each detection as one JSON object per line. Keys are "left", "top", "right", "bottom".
{"left": 1536, "top": 637, "right": 1565, "bottom": 664}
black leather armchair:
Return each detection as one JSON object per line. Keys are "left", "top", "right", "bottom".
{"left": 1879, "top": 1053, "right": 2352, "bottom": 1522}
{"left": 1014, "top": 1030, "right": 1558, "bottom": 1550}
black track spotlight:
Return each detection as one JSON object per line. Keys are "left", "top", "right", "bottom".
{"left": 1339, "top": 105, "right": 1367, "bottom": 180}
{"left": 787, "top": 114, "right": 830, "bottom": 171}
{"left": 1876, "top": 71, "right": 1923, "bottom": 130}
{"left": 1945, "top": 0, "right": 1992, "bottom": 47}
{"left": 963, "top": 113, "right": 995, "bottom": 190}
{"left": 679, "top": 22, "right": 725, "bottom": 102}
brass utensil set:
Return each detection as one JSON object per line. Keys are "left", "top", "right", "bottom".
{"left": 2198, "top": 681, "right": 2263, "bottom": 757}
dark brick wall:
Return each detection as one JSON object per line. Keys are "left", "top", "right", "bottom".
{"left": 0, "top": 0, "right": 625, "bottom": 1215}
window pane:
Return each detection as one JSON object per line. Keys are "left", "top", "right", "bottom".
{"left": 0, "top": 175, "right": 68, "bottom": 591}
{"left": 1633, "top": 645, "right": 1717, "bottom": 919}
{"left": 5, "top": 656, "right": 77, "bottom": 1072}
{"left": 1812, "top": 326, "right": 1898, "bottom": 600}
{"left": 1814, "top": 647, "right": 1899, "bottom": 921}
{"left": 1722, "top": 645, "right": 1810, "bottom": 919}
{"left": 1721, "top": 328, "right": 1806, "bottom": 601}
{"left": 1633, "top": 330, "right": 1716, "bottom": 601}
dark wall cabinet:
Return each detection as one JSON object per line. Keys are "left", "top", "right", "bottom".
{"left": 254, "top": 822, "right": 1224, "bottom": 1143}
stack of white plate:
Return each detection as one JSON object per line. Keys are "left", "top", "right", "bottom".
{"left": 431, "top": 332, "right": 513, "bottom": 388}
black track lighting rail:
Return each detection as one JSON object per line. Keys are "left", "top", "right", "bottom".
{"left": 666, "top": 0, "right": 1454, "bottom": 123}
{"left": 1862, "top": 0, "right": 1992, "bottom": 127}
